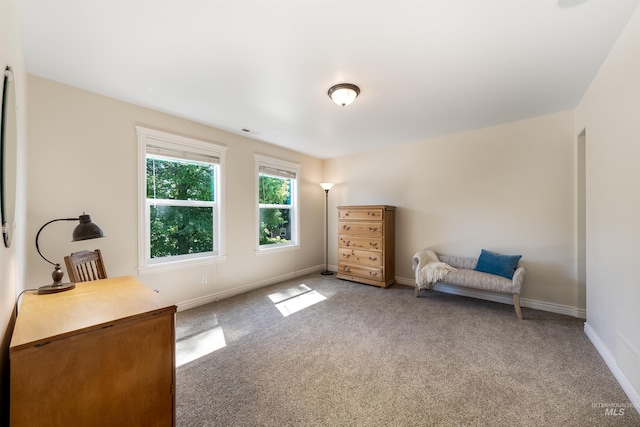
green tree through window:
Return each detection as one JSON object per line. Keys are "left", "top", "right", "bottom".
{"left": 256, "top": 155, "right": 298, "bottom": 250}
{"left": 147, "top": 156, "right": 215, "bottom": 258}
{"left": 259, "top": 175, "right": 291, "bottom": 245}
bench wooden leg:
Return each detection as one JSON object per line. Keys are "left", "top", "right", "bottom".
{"left": 414, "top": 285, "right": 419, "bottom": 298}
{"left": 513, "top": 294, "right": 522, "bottom": 320}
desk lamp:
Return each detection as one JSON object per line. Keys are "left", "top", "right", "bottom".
{"left": 35, "top": 213, "right": 104, "bottom": 294}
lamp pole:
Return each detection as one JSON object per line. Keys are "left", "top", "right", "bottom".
{"left": 319, "top": 183, "right": 334, "bottom": 275}
{"left": 35, "top": 217, "right": 80, "bottom": 289}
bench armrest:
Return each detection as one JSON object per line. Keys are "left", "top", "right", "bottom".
{"left": 512, "top": 265, "right": 526, "bottom": 294}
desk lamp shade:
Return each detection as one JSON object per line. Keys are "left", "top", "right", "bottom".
{"left": 36, "top": 213, "right": 105, "bottom": 294}
{"left": 72, "top": 214, "right": 105, "bottom": 241}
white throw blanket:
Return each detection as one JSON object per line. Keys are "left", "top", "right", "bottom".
{"left": 412, "top": 250, "right": 457, "bottom": 290}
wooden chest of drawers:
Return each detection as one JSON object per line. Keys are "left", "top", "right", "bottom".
{"left": 336, "top": 205, "right": 395, "bottom": 288}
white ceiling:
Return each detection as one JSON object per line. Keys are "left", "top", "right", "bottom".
{"left": 18, "top": 0, "right": 640, "bottom": 159}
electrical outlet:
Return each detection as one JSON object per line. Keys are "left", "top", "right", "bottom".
{"left": 201, "top": 276, "right": 208, "bottom": 285}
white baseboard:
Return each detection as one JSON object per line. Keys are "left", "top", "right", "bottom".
{"left": 178, "top": 270, "right": 587, "bottom": 319}
{"left": 584, "top": 322, "right": 640, "bottom": 414}
{"left": 177, "top": 265, "right": 323, "bottom": 311}
{"left": 395, "top": 276, "right": 586, "bottom": 319}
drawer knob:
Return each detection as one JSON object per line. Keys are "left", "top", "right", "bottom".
{"left": 369, "top": 242, "right": 378, "bottom": 247}
{"left": 342, "top": 253, "right": 350, "bottom": 258}
{"left": 369, "top": 271, "right": 378, "bottom": 276}
{"left": 343, "top": 225, "right": 351, "bottom": 230}
{"left": 369, "top": 227, "right": 378, "bottom": 232}
{"left": 369, "top": 257, "right": 377, "bottom": 261}
{"left": 343, "top": 267, "right": 351, "bottom": 273}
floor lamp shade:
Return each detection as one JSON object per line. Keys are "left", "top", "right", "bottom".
{"left": 319, "top": 183, "right": 333, "bottom": 275}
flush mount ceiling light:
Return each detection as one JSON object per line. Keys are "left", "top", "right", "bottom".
{"left": 328, "top": 83, "right": 360, "bottom": 107}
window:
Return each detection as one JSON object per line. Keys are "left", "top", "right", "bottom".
{"left": 255, "top": 155, "right": 300, "bottom": 252}
{"left": 137, "top": 127, "right": 226, "bottom": 272}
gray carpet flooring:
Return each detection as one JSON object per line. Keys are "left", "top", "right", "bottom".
{"left": 175, "top": 274, "right": 639, "bottom": 426}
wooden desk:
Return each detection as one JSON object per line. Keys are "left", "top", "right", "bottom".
{"left": 10, "top": 276, "right": 176, "bottom": 426}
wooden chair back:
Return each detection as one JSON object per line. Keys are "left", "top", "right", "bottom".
{"left": 64, "top": 249, "right": 108, "bottom": 283}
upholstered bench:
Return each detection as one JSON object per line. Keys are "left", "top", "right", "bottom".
{"left": 412, "top": 250, "right": 526, "bottom": 320}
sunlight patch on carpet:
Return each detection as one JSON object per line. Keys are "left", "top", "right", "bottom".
{"left": 271, "top": 285, "right": 326, "bottom": 317}
{"left": 176, "top": 326, "right": 227, "bottom": 367}
{"left": 268, "top": 284, "right": 312, "bottom": 303}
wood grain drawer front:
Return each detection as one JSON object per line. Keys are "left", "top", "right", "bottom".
{"left": 338, "top": 221, "right": 382, "bottom": 236}
{"left": 339, "top": 208, "right": 383, "bottom": 221}
{"left": 339, "top": 235, "right": 382, "bottom": 251}
{"left": 339, "top": 248, "right": 382, "bottom": 267}
{"left": 338, "top": 264, "right": 384, "bottom": 281}
{"left": 11, "top": 312, "right": 175, "bottom": 427}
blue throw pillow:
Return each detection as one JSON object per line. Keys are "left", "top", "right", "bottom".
{"left": 474, "top": 249, "right": 522, "bottom": 280}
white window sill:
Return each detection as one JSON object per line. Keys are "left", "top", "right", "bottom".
{"left": 255, "top": 244, "right": 299, "bottom": 256}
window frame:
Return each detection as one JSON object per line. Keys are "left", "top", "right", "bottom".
{"left": 137, "top": 126, "right": 227, "bottom": 274}
{"left": 254, "top": 154, "right": 300, "bottom": 254}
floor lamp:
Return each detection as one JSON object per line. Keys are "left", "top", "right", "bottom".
{"left": 319, "top": 183, "right": 334, "bottom": 275}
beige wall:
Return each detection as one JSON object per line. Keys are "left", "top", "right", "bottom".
{"left": 325, "top": 110, "right": 580, "bottom": 313}
{"left": 576, "top": 4, "right": 640, "bottom": 405}
{"left": 0, "top": 0, "right": 28, "bottom": 421}
{"left": 27, "top": 76, "right": 325, "bottom": 307}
